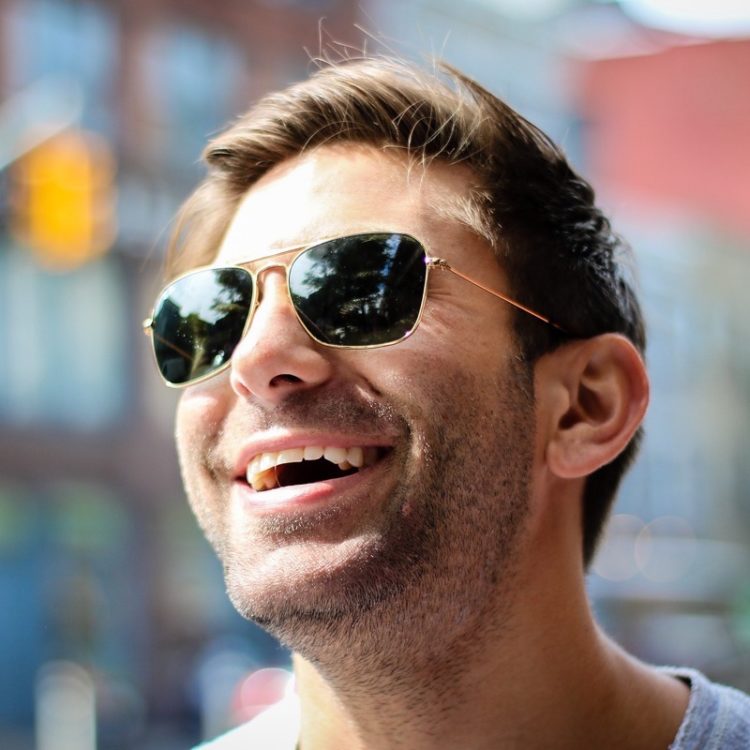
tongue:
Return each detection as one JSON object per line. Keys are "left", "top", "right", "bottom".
{"left": 276, "top": 458, "right": 358, "bottom": 488}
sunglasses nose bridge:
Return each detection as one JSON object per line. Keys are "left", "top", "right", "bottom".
{"left": 244, "top": 259, "right": 287, "bottom": 302}
{"left": 254, "top": 259, "right": 288, "bottom": 276}
{"left": 244, "top": 260, "right": 296, "bottom": 331}
{"left": 252, "top": 260, "right": 291, "bottom": 297}
{"left": 227, "top": 257, "right": 336, "bottom": 403}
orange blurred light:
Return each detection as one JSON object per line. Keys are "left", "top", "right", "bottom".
{"left": 11, "top": 129, "right": 117, "bottom": 271}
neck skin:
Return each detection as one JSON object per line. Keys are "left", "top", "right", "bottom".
{"left": 291, "top": 480, "right": 689, "bottom": 750}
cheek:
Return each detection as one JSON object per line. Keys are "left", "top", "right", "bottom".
{"left": 175, "top": 387, "right": 233, "bottom": 546}
{"left": 177, "top": 379, "right": 230, "bottom": 425}
{"left": 416, "top": 295, "right": 514, "bottom": 362}
{"left": 375, "top": 316, "right": 510, "bottom": 391}
{"left": 361, "top": 318, "right": 522, "bottom": 458}
{"left": 175, "top": 385, "right": 230, "bottom": 471}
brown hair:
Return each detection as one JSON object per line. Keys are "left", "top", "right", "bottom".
{"left": 166, "top": 57, "right": 646, "bottom": 567}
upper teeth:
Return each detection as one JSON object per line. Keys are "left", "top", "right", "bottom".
{"left": 246, "top": 446, "right": 376, "bottom": 491}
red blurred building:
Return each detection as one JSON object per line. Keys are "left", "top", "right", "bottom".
{"left": 581, "top": 38, "right": 750, "bottom": 237}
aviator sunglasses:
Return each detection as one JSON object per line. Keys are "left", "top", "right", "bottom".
{"left": 144, "top": 232, "right": 565, "bottom": 387}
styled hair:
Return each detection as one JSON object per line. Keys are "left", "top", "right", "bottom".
{"left": 166, "top": 57, "right": 646, "bottom": 567}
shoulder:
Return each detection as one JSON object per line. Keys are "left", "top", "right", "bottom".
{"left": 193, "top": 693, "right": 300, "bottom": 750}
{"left": 662, "top": 667, "right": 750, "bottom": 750}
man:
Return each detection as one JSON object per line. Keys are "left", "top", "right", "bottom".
{"left": 144, "top": 57, "right": 750, "bottom": 748}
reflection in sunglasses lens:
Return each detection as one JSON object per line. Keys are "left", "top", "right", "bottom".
{"left": 153, "top": 268, "right": 253, "bottom": 384}
{"left": 289, "top": 234, "right": 427, "bottom": 346}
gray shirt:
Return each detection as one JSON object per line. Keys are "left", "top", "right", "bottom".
{"left": 196, "top": 668, "right": 750, "bottom": 749}
{"left": 664, "top": 668, "right": 750, "bottom": 749}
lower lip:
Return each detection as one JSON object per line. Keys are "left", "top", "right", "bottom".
{"left": 232, "top": 463, "right": 382, "bottom": 514}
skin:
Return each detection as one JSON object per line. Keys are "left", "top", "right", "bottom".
{"left": 175, "top": 144, "right": 689, "bottom": 749}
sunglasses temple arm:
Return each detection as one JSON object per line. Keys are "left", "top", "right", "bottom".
{"left": 430, "top": 259, "right": 568, "bottom": 334}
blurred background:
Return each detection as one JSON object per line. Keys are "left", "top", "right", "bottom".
{"left": 0, "top": 0, "right": 748, "bottom": 747}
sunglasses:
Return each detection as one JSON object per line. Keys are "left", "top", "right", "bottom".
{"left": 144, "top": 232, "right": 565, "bottom": 387}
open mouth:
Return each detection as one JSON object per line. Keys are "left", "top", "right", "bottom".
{"left": 245, "top": 446, "right": 387, "bottom": 492}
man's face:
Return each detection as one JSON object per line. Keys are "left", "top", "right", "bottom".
{"left": 175, "top": 144, "right": 537, "bottom": 649}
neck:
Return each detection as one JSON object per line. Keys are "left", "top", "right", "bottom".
{"left": 291, "top": 542, "right": 689, "bottom": 750}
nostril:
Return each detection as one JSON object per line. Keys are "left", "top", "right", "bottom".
{"left": 269, "top": 373, "right": 303, "bottom": 387}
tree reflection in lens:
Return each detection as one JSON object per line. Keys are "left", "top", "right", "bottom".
{"left": 153, "top": 268, "right": 253, "bottom": 384}
{"left": 289, "top": 234, "right": 427, "bottom": 346}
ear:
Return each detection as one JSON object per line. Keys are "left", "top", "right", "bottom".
{"left": 538, "top": 334, "right": 649, "bottom": 479}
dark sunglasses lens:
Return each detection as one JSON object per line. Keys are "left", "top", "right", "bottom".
{"left": 288, "top": 234, "right": 427, "bottom": 346}
{"left": 152, "top": 268, "right": 253, "bottom": 385}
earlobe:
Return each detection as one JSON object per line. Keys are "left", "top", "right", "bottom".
{"left": 542, "top": 334, "right": 649, "bottom": 480}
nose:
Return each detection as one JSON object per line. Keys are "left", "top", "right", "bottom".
{"left": 228, "top": 268, "right": 334, "bottom": 404}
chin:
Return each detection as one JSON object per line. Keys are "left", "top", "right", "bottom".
{"left": 222, "top": 521, "right": 431, "bottom": 639}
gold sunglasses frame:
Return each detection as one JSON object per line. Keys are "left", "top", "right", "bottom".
{"left": 143, "top": 232, "right": 567, "bottom": 388}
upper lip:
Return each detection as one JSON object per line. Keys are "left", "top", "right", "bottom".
{"left": 232, "top": 431, "right": 395, "bottom": 479}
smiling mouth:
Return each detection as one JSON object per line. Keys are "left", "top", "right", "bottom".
{"left": 245, "top": 446, "right": 387, "bottom": 492}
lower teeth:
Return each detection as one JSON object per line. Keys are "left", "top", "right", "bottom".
{"left": 248, "top": 447, "right": 386, "bottom": 492}
{"left": 252, "top": 461, "right": 362, "bottom": 492}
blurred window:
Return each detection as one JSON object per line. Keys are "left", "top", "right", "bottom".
{"left": 0, "top": 483, "right": 43, "bottom": 726}
{"left": 0, "top": 481, "right": 141, "bottom": 733}
{"left": 141, "top": 25, "right": 242, "bottom": 179}
{"left": 619, "top": 231, "right": 750, "bottom": 536}
{"left": 4, "top": 0, "right": 116, "bottom": 135}
{"left": 0, "top": 245, "right": 127, "bottom": 428}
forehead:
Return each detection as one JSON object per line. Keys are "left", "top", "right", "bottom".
{"left": 214, "top": 144, "right": 482, "bottom": 265}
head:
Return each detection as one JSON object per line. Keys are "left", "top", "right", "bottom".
{"left": 165, "top": 57, "right": 646, "bottom": 569}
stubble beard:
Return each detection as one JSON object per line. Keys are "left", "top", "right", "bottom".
{"left": 203, "top": 360, "right": 537, "bottom": 676}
